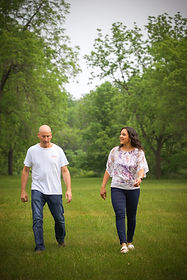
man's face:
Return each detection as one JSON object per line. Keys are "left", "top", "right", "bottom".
{"left": 38, "top": 131, "right": 52, "bottom": 148}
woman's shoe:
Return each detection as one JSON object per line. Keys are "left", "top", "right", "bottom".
{"left": 127, "top": 243, "right": 135, "bottom": 250}
{"left": 120, "top": 245, "right": 128, "bottom": 254}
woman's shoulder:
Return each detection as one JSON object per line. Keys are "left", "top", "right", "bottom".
{"left": 110, "top": 146, "right": 119, "bottom": 152}
{"left": 134, "top": 148, "right": 145, "bottom": 156}
{"left": 108, "top": 146, "right": 119, "bottom": 156}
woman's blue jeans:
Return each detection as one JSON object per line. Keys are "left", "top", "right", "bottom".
{"left": 111, "top": 188, "right": 140, "bottom": 244}
{"left": 31, "top": 190, "right": 66, "bottom": 251}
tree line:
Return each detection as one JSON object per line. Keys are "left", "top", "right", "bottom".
{"left": 0, "top": 0, "right": 186, "bottom": 178}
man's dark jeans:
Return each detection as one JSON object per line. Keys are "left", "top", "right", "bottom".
{"left": 31, "top": 190, "right": 66, "bottom": 251}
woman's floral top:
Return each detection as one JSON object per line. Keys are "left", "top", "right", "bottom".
{"left": 106, "top": 146, "right": 149, "bottom": 190}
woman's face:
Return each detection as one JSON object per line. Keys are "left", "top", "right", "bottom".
{"left": 120, "top": 129, "right": 131, "bottom": 146}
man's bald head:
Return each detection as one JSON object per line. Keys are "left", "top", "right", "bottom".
{"left": 39, "top": 125, "right": 51, "bottom": 134}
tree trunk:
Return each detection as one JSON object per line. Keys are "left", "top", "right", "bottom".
{"left": 0, "top": 66, "right": 12, "bottom": 100}
{"left": 8, "top": 149, "right": 13, "bottom": 175}
{"left": 155, "top": 138, "right": 163, "bottom": 179}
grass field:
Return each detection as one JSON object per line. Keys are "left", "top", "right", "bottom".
{"left": 0, "top": 176, "right": 187, "bottom": 280}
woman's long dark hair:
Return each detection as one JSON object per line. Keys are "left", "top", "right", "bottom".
{"left": 119, "top": 127, "right": 144, "bottom": 150}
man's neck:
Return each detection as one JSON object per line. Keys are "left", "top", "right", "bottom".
{"left": 39, "top": 143, "right": 53, "bottom": 148}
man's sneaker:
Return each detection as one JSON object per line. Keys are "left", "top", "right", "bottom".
{"left": 34, "top": 249, "right": 43, "bottom": 254}
{"left": 58, "top": 242, "right": 66, "bottom": 247}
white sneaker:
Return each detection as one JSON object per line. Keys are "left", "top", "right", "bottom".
{"left": 127, "top": 244, "right": 135, "bottom": 250}
{"left": 120, "top": 245, "right": 128, "bottom": 254}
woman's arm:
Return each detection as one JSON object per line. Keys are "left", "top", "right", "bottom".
{"left": 100, "top": 170, "right": 110, "bottom": 200}
{"left": 134, "top": 168, "right": 144, "bottom": 187}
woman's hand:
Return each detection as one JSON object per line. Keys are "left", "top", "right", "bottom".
{"left": 134, "top": 177, "right": 142, "bottom": 187}
{"left": 100, "top": 186, "right": 107, "bottom": 200}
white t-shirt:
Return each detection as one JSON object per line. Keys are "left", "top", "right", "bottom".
{"left": 24, "top": 143, "right": 69, "bottom": 194}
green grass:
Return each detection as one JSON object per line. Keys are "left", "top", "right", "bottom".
{"left": 0, "top": 176, "right": 187, "bottom": 280}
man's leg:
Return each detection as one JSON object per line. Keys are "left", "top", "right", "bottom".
{"left": 31, "top": 190, "right": 46, "bottom": 251}
{"left": 47, "top": 195, "right": 66, "bottom": 244}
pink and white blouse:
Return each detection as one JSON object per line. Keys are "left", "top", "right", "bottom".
{"left": 106, "top": 146, "right": 149, "bottom": 190}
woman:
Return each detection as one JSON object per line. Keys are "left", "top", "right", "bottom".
{"left": 100, "top": 127, "right": 149, "bottom": 254}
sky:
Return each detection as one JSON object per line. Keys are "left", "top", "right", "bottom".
{"left": 65, "top": 0, "right": 187, "bottom": 99}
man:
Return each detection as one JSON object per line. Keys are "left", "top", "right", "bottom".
{"left": 21, "top": 125, "right": 72, "bottom": 253}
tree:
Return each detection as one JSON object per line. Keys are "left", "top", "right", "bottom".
{"left": 135, "top": 13, "right": 187, "bottom": 177}
{"left": 0, "top": 0, "right": 79, "bottom": 97}
{"left": 85, "top": 13, "right": 187, "bottom": 178}
{"left": 0, "top": 0, "right": 80, "bottom": 174}
{"left": 76, "top": 82, "right": 125, "bottom": 174}
{"left": 145, "top": 13, "right": 187, "bottom": 133}
{"left": 85, "top": 21, "right": 146, "bottom": 91}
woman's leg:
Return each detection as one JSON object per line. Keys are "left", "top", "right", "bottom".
{"left": 126, "top": 189, "right": 140, "bottom": 243}
{"left": 111, "top": 188, "right": 126, "bottom": 244}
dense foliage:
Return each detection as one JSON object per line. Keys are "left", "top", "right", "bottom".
{"left": 83, "top": 13, "right": 187, "bottom": 178}
{"left": 0, "top": 6, "right": 186, "bottom": 179}
{"left": 59, "top": 13, "right": 187, "bottom": 178}
{"left": 0, "top": 0, "right": 80, "bottom": 174}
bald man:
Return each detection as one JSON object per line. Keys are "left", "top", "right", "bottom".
{"left": 21, "top": 125, "right": 72, "bottom": 253}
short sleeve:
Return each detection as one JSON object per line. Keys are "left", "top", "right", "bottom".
{"left": 24, "top": 148, "right": 32, "bottom": 167}
{"left": 59, "top": 148, "right": 69, "bottom": 167}
{"left": 106, "top": 148, "right": 115, "bottom": 177}
{"left": 137, "top": 150, "right": 149, "bottom": 177}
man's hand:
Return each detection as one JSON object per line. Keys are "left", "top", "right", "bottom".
{"left": 65, "top": 190, "right": 72, "bottom": 203}
{"left": 21, "top": 166, "right": 30, "bottom": 202}
{"left": 21, "top": 191, "right": 28, "bottom": 202}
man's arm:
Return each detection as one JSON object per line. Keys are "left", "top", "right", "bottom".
{"left": 21, "top": 166, "right": 30, "bottom": 202}
{"left": 61, "top": 166, "right": 72, "bottom": 203}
